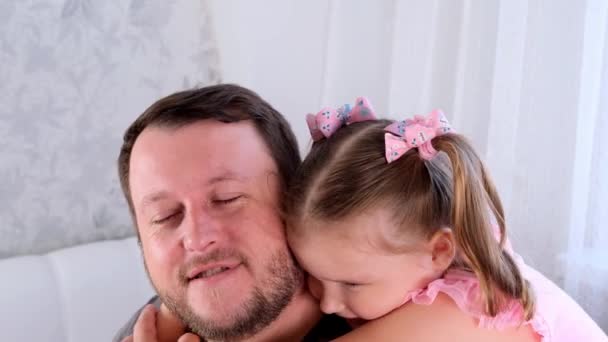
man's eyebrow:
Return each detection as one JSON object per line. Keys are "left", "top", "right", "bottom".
{"left": 140, "top": 191, "right": 170, "bottom": 208}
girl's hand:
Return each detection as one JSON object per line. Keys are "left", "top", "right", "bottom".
{"left": 157, "top": 302, "right": 188, "bottom": 341}
{"left": 121, "top": 303, "right": 196, "bottom": 342}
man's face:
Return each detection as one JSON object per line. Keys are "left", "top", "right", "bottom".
{"left": 129, "top": 120, "right": 302, "bottom": 339}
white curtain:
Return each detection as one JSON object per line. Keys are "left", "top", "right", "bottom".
{"left": 209, "top": 0, "right": 608, "bottom": 329}
{"left": 322, "top": 0, "right": 608, "bottom": 330}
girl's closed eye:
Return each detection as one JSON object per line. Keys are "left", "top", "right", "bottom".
{"left": 212, "top": 194, "right": 243, "bottom": 206}
{"left": 342, "top": 281, "right": 365, "bottom": 289}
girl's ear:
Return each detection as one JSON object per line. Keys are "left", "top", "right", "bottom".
{"left": 427, "top": 228, "right": 456, "bottom": 272}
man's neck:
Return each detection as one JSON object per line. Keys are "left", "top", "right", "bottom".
{"left": 213, "top": 287, "right": 321, "bottom": 342}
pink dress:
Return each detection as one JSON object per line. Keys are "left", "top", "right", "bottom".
{"left": 403, "top": 259, "right": 607, "bottom": 341}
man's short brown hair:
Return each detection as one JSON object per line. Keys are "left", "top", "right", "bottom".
{"left": 118, "top": 84, "right": 301, "bottom": 216}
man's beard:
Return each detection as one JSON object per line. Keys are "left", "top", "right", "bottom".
{"left": 148, "top": 248, "right": 303, "bottom": 341}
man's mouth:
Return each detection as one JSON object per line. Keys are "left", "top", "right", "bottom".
{"left": 186, "top": 261, "right": 241, "bottom": 282}
{"left": 190, "top": 266, "right": 232, "bottom": 280}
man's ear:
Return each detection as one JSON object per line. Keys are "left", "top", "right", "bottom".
{"left": 427, "top": 228, "right": 456, "bottom": 272}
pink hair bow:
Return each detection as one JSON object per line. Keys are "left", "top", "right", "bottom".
{"left": 384, "top": 109, "right": 452, "bottom": 162}
{"left": 307, "top": 97, "right": 377, "bottom": 141}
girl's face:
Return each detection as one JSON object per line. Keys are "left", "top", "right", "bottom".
{"left": 288, "top": 208, "right": 453, "bottom": 323}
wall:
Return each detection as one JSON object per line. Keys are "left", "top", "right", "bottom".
{"left": 0, "top": 0, "right": 219, "bottom": 257}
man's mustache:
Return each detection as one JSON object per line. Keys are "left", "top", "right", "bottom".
{"left": 178, "top": 248, "right": 247, "bottom": 285}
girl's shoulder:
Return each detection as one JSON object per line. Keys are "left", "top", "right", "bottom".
{"left": 333, "top": 292, "right": 540, "bottom": 342}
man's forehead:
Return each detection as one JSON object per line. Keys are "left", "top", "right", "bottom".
{"left": 129, "top": 121, "right": 277, "bottom": 204}
{"left": 132, "top": 121, "right": 272, "bottom": 164}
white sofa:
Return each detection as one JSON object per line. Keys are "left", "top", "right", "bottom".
{"left": 0, "top": 237, "right": 154, "bottom": 342}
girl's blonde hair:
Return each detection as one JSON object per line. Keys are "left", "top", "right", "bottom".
{"left": 287, "top": 119, "right": 535, "bottom": 320}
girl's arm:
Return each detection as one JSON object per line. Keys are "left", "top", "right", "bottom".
{"left": 332, "top": 293, "right": 539, "bottom": 342}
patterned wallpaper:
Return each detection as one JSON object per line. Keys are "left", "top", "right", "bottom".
{"left": 0, "top": 0, "right": 220, "bottom": 258}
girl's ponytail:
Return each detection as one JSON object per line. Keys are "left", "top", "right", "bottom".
{"left": 434, "top": 134, "right": 535, "bottom": 319}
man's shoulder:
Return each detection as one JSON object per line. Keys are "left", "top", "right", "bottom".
{"left": 112, "top": 296, "right": 161, "bottom": 342}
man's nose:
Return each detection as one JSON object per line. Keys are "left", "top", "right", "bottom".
{"left": 182, "top": 208, "right": 223, "bottom": 252}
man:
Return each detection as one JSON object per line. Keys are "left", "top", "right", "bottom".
{"left": 114, "top": 84, "right": 350, "bottom": 341}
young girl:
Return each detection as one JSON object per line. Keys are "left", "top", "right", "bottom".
{"left": 287, "top": 97, "right": 607, "bottom": 341}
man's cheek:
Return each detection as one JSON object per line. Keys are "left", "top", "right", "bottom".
{"left": 144, "top": 244, "right": 175, "bottom": 285}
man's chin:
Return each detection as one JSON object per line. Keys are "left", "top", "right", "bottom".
{"left": 164, "top": 285, "right": 293, "bottom": 341}
{"left": 185, "top": 290, "right": 254, "bottom": 324}
{"left": 155, "top": 249, "right": 303, "bottom": 340}
{"left": 186, "top": 279, "right": 253, "bottom": 310}
{"left": 160, "top": 293, "right": 248, "bottom": 339}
